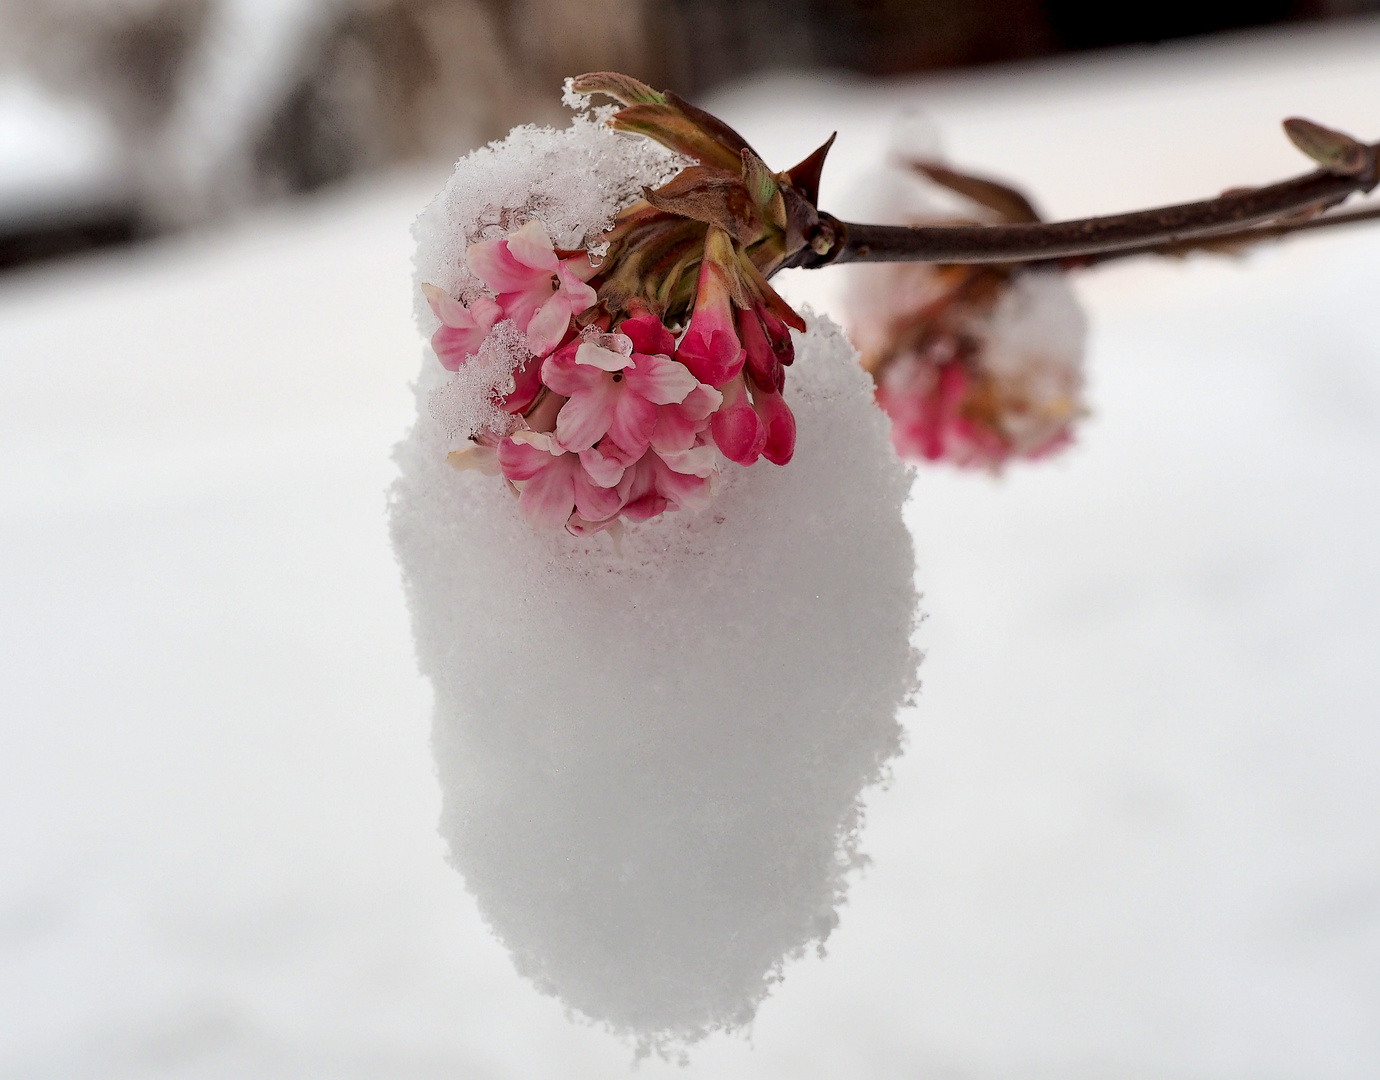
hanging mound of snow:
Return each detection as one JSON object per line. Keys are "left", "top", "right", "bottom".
{"left": 392, "top": 314, "right": 919, "bottom": 1049}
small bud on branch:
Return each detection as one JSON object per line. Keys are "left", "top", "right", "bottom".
{"left": 1283, "top": 117, "right": 1371, "bottom": 177}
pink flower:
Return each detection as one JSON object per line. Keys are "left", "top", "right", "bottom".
{"left": 617, "top": 445, "right": 717, "bottom": 522}
{"left": 847, "top": 261, "right": 1085, "bottom": 469}
{"left": 618, "top": 312, "right": 722, "bottom": 454}
{"left": 650, "top": 382, "right": 721, "bottom": 455}
{"left": 541, "top": 332, "right": 701, "bottom": 457}
{"left": 674, "top": 226, "right": 746, "bottom": 388}
{"left": 496, "top": 430, "right": 623, "bottom": 532}
{"left": 421, "top": 283, "right": 503, "bottom": 371}
{"left": 467, "top": 220, "right": 598, "bottom": 358}
{"left": 577, "top": 438, "right": 638, "bottom": 487}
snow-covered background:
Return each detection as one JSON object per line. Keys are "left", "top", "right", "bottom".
{"left": 3, "top": 19, "right": 1380, "bottom": 1078}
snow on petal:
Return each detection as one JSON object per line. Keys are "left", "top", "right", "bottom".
{"left": 575, "top": 340, "right": 633, "bottom": 371}
{"left": 423, "top": 284, "right": 502, "bottom": 371}
{"left": 503, "top": 357, "right": 545, "bottom": 414}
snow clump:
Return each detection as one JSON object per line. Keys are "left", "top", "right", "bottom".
{"left": 391, "top": 311, "right": 919, "bottom": 1050}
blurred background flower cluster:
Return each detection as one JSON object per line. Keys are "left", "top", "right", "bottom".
{"left": 3, "top": 0, "right": 1377, "bottom": 273}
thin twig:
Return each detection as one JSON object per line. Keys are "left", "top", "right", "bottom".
{"left": 1054, "top": 202, "right": 1380, "bottom": 266}
{"left": 794, "top": 144, "right": 1379, "bottom": 268}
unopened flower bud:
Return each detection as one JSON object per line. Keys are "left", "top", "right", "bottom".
{"left": 710, "top": 374, "right": 767, "bottom": 465}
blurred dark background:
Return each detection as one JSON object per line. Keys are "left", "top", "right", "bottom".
{"left": 1, "top": 0, "right": 1375, "bottom": 272}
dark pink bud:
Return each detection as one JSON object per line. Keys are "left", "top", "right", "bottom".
{"left": 736, "top": 306, "right": 782, "bottom": 394}
{"left": 620, "top": 312, "right": 677, "bottom": 357}
{"left": 676, "top": 225, "right": 747, "bottom": 387}
{"left": 750, "top": 387, "right": 796, "bottom": 465}
{"left": 709, "top": 375, "right": 766, "bottom": 465}
{"left": 677, "top": 325, "right": 745, "bottom": 388}
{"left": 757, "top": 305, "right": 796, "bottom": 368}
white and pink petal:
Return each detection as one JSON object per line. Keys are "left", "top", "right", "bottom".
{"left": 623, "top": 351, "right": 698, "bottom": 405}
{"left": 553, "top": 379, "right": 619, "bottom": 452}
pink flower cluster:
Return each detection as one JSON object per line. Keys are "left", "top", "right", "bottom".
{"left": 846, "top": 263, "right": 1085, "bottom": 471}
{"left": 870, "top": 320, "right": 1080, "bottom": 471}
{"left": 423, "top": 220, "right": 800, "bottom": 533}
{"left": 875, "top": 352, "right": 1027, "bottom": 468}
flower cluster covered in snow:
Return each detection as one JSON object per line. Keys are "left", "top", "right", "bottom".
{"left": 843, "top": 139, "right": 1088, "bottom": 469}
{"left": 397, "top": 74, "right": 922, "bottom": 1050}
{"left": 848, "top": 264, "right": 1087, "bottom": 467}
{"left": 412, "top": 75, "right": 835, "bottom": 535}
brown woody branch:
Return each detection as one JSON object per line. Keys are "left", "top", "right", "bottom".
{"left": 1055, "top": 202, "right": 1380, "bottom": 266}
{"left": 793, "top": 128, "right": 1379, "bottom": 269}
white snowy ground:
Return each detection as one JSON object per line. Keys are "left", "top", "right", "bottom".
{"left": 3, "top": 19, "right": 1380, "bottom": 1080}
